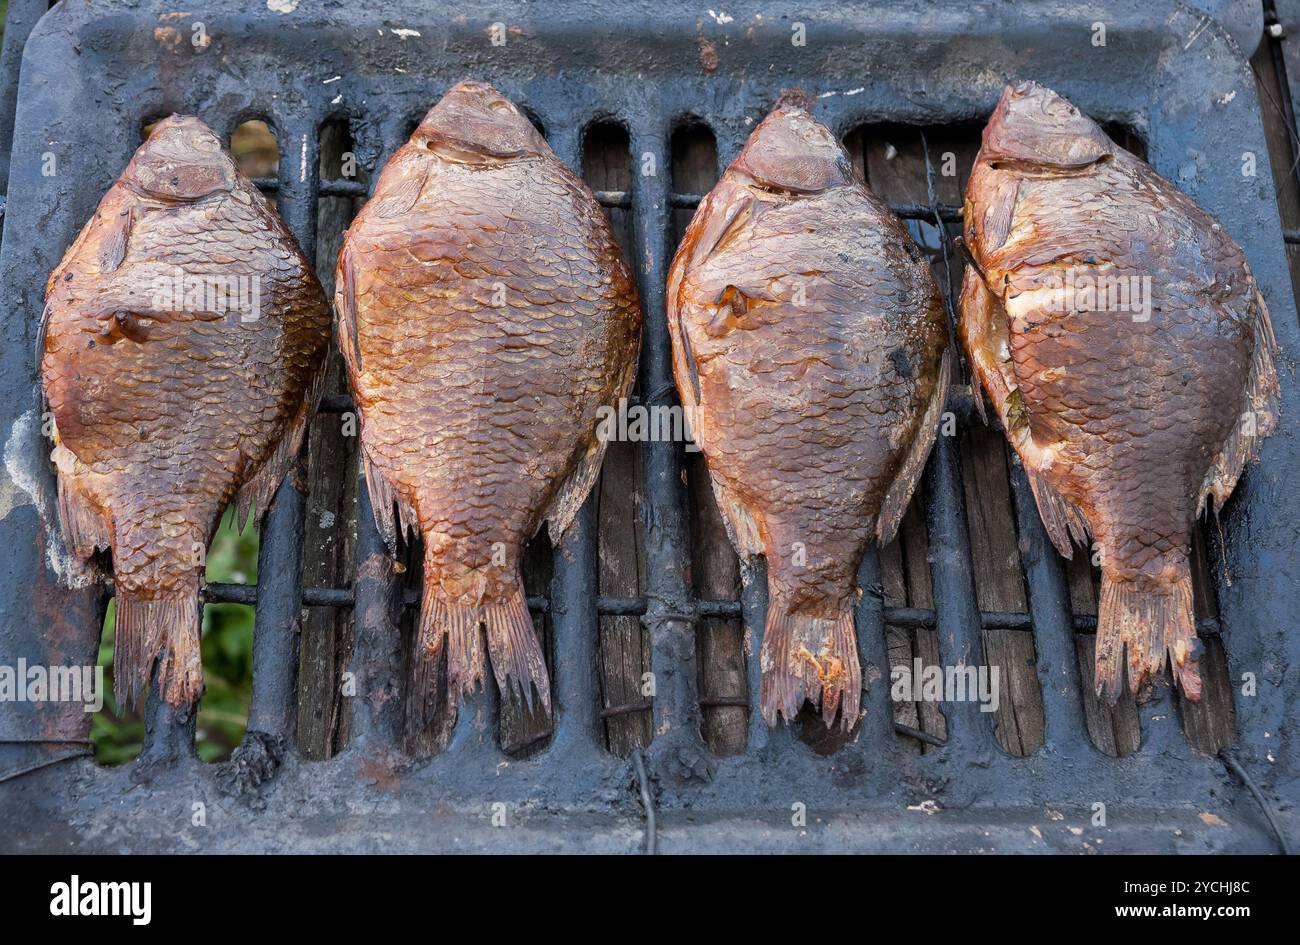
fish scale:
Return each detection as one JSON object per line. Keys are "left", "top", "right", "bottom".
{"left": 668, "top": 104, "right": 949, "bottom": 730}
{"left": 337, "top": 81, "right": 641, "bottom": 719}
{"left": 960, "top": 81, "right": 1279, "bottom": 703}
{"left": 40, "top": 115, "right": 330, "bottom": 709}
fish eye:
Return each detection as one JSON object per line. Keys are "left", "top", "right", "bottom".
{"left": 489, "top": 100, "right": 511, "bottom": 112}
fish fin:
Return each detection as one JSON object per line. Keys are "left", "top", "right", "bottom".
{"left": 545, "top": 349, "right": 636, "bottom": 544}
{"left": 51, "top": 445, "right": 112, "bottom": 575}
{"left": 1200, "top": 290, "right": 1280, "bottom": 516}
{"left": 36, "top": 298, "right": 53, "bottom": 378}
{"left": 411, "top": 575, "right": 550, "bottom": 721}
{"left": 667, "top": 183, "right": 754, "bottom": 410}
{"left": 709, "top": 480, "right": 764, "bottom": 558}
{"left": 334, "top": 245, "right": 363, "bottom": 377}
{"left": 667, "top": 297, "right": 704, "bottom": 428}
{"left": 97, "top": 207, "right": 134, "bottom": 273}
{"left": 667, "top": 257, "right": 705, "bottom": 412}
{"left": 234, "top": 352, "right": 329, "bottom": 532}
{"left": 957, "top": 267, "right": 1019, "bottom": 431}
{"left": 359, "top": 447, "right": 417, "bottom": 554}
{"left": 114, "top": 585, "right": 203, "bottom": 711}
{"left": 1094, "top": 561, "right": 1201, "bottom": 705}
{"left": 335, "top": 247, "right": 416, "bottom": 551}
{"left": 370, "top": 160, "right": 428, "bottom": 219}
{"left": 981, "top": 176, "right": 1019, "bottom": 253}
{"left": 667, "top": 202, "right": 765, "bottom": 559}
{"left": 878, "top": 347, "right": 951, "bottom": 546}
{"left": 545, "top": 435, "right": 607, "bottom": 545}
{"left": 1024, "top": 468, "right": 1091, "bottom": 560}
{"left": 959, "top": 266, "right": 1090, "bottom": 557}
{"left": 760, "top": 597, "right": 860, "bottom": 731}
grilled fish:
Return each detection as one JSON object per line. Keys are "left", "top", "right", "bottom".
{"left": 960, "top": 82, "right": 1278, "bottom": 702}
{"left": 336, "top": 81, "right": 641, "bottom": 717}
{"left": 668, "top": 105, "right": 950, "bottom": 729}
{"left": 41, "top": 116, "right": 330, "bottom": 708}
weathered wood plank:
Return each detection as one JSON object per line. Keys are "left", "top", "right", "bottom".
{"left": 900, "top": 503, "right": 948, "bottom": 748}
{"left": 1179, "top": 526, "right": 1236, "bottom": 754}
{"left": 960, "top": 432, "right": 1044, "bottom": 756}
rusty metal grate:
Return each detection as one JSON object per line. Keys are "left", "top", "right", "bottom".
{"left": 0, "top": 0, "right": 1296, "bottom": 853}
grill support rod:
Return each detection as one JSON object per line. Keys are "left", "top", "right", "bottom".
{"left": 854, "top": 548, "right": 903, "bottom": 757}
{"left": 549, "top": 498, "right": 604, "bottom": 754}
{"left": 243, "top": 120, "right": 321, "bottom": 755}
{"left": 633, "top": 120, "right": 708, "bottom": 774}
{"left": 546, "top": 130, "right": 603, "bottom": 757}
{"left": 923, "top": 433, "right": 1000, "bottom": 760}
{"left": 1007, "top": 459, "right": 1093, "bottom": 757}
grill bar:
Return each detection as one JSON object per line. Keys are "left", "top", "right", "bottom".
{"left": 854, "top": 549, "right": 899, "bottom": 755}
{"left": 633, "top": 117, "right": 707, "bottom": 768}
{"left": 1008, "top": 459, "right": 1093, "bottom": 755}
{"left": 198, "top": 582, "right": 1224, "bottom": 635}
{"left": 243, "top": 117, "right": 321, "bottom": 752}
{"left": 545, "top": 124, "right": 602, "bottom": 755}
{"left": 549, "top": 499, "right": 604, "bottom": 754}
{"left": 922, "top": 431, "right": 1000, "bottom": 758}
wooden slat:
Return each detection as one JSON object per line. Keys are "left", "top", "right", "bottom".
{"left": 900, "top": 500, "right": 948, "bottom": 749}
{"left": 960, "top": 432, "right": 1045, "bottom": 756}
{"left": 1179, "top": 526, "right": 1236, "bottom": 754}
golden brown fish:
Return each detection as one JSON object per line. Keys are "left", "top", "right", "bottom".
{"left": 667, "top": 105, "right": 950, "bottom": 729}
{"left": 41, "top": 115, "right": 330, "bottom": 708}
{"left": 336, "top": 81, "right": 641, "bottom": 717}
{"left": 960, "top": 82, "right": 1278, "bottom": 702}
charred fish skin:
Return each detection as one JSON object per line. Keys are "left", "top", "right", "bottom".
{"left": 336, "top": 81, "right": 641, "bottom": 718}
{"left": 668, "top": 105, "right": 949, "bottom": 730}
{"left": 960, "top": 82, "right": 1279, "bottom": 703}
{"left": 41, "top": 115, "right": 330, "bottom": 709}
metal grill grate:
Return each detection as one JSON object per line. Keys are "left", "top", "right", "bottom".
{"left": 1, "top": 0, "right": 1297, "bottom": 853}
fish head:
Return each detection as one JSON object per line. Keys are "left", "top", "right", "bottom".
{"left": 125, "top": 115, "right": 238, "bottom": 202}
{"left": 413, "top": 81, "right": 547, "bottom": 163}
{"left": 731, "top": 106, "right": 853, "bottom": 195}
{"left": 981, "top": 82, "right": 1112, "bottom": 173}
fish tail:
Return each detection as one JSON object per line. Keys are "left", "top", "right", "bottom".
{"left": 411, "top": 576, "right": 550, "bottom": 722}
{"left": 760, "top": 598, "right": 860, "bottom": 730}
{"left": 113, "top": 587, "right": 202, "bottom": 711}
{"left": 1095, "top": 561, "right": 1201, "bottom": 704}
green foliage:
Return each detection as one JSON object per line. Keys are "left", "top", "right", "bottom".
{"left": 91, "top": 508, "right": 259, "bottom": 764}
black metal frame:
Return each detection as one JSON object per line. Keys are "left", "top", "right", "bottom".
{"left": 0, "top": 0, "right": 1296, "bottom": 853}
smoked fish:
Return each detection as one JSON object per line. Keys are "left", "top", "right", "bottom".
{"left": 668, "top": 105, "right": 950, "bottom": 729}
{"left": 960, "top": 82, "right": 1279, "bottom": 701}
{"left": 336, "top": 82, "right": 641, "bottom": 717}
{"left": 41, "top": 116, "right": 330, "bottom": 708}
